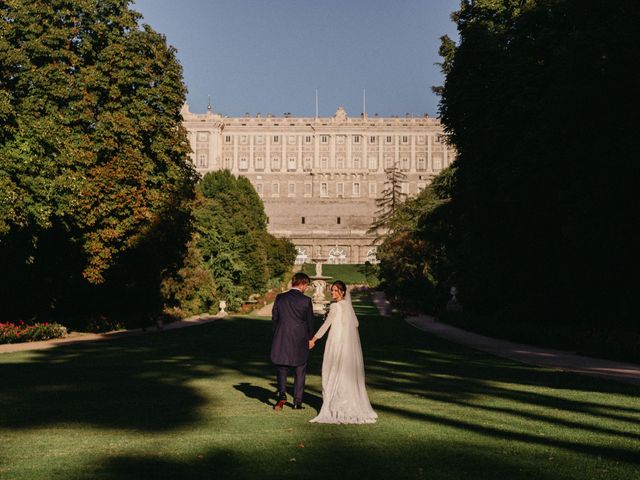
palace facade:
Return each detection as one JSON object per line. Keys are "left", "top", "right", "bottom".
{"left": 181, "top": 103, "right": 455, "bottom": 264}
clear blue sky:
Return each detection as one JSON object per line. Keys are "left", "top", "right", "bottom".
{"left": 133, "top": 0, "right": 460, "bottom": 117}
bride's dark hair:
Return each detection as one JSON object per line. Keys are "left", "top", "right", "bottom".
{"left": 331, "top": 280, "right": 347, "bottom": 297}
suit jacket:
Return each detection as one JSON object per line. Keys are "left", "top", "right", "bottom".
{"left": 270, "top": 288, "right": 314, "bottom": 366}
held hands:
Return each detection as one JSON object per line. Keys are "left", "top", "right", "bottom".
{"left": 308, "top": 337, "right": 317, "bottom": 350}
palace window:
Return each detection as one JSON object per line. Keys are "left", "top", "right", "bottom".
{"left": 272, "top": 182, "right": 280, "bottom": 196}
{"left": 402, "top": 136, "right": 408, "bottom": 144}
{"left": 320, "top": 182, "right": 328, "bottom": 197}
{"left": 417, "top": 156, "right": 426, "bottom": 171}
{"left": 304, "top": 157, "right": 312, "bottom": 171}
{"left": 369, "top": 136, "right": 376, "bottom": 144}
{"left": 295, "top": 247, "right": 309, "bottom": 265}
{"left": 239, "top": 157, "right": 248, "bottom": 170}
{"left": 224, "top": 157, "right": 233, "bottom": 169}
{"left": 337, "top": 136, "right": 345, "bottom": 145}
{"left": 417, "top": 135, "right": 425, "bottom": 144}
{"left": 353, "top": 135, "right": 361, "bottom": 144}
{"left": 369, "top": 183, "right": 377, "bottom": 196}
{"left": 352, "top": 182, "right": 360, "bottom": 197}
{"left": 434, "top": 135, "right": 440, "bottom": 144}
{"left": 288, "top": 136, "right": 296, "bottom": 145}
{"left": 225, "top": 135, "right": 232, "bottom": 144}
{"left": 305, "top": 135, "right": 312, "bottom": 144}
{"left": 433, "top": 154, "right": 443, "bottom": 170}
{"left": 255, "top": 135, "right": 264, "bottom": 145}
{"left": 336, "top": 182, "right": 344, "bottom": 196}
{"left": 353, "top": 158, "right": 361, "bottom": 169}
{"left": 401, "top": 157, "right": 410, "bottom": 171}
{"left": 288, "top": 182, "right": 296, "bottom": 195}
{"left": 365, "top": 247, "right": 379, "bottom": 264}
{"left": 301, "top": 216, "right": 305, "bottom": 224}
{"left": 273, "top": 135, "right": 280, "bottom": 144}
{"left": 256, "top": 183, "right": 263, "bottom": 195}
{"left": 337, "top": 217, "right": 341, "bottom": 224}
{"left": 320, "top": 135, "right": 329, "bottom": 144}
{"left": 240, "top": 135, "right": 248, "bottom": 144}
{"left": 337, "top": 157, "right": 344, "bottom": 169}
{"left": 272, "top": 156, "right": 281, "bottom": 170}
{"left": 385, "top": 157, "right": 394, "bottom": 169}
{"left": 320, "top": 157, "right": 328, "bottom": 169}
{"left": 368, "top": 157, "right": 378, "bottom": 170}
{"left": 288, "top": 157, "right": 296, "bottom": 171}
{"left": 197, "top": 153, "right": 208, "bottom": 167}
{"left": 304, "top": 183, "right": 312, "bottom": 196}
{"left": 328, "top": 247, "right": 347, "bottom": 264}
{"left": 385, "top": 136, "right": 393, "bottom": 144}
{"left": 255, "top": 156, "right": 265, "bottom": 170}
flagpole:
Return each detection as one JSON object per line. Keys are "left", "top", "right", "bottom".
{"left": 363, "top": 89, "right": 366, "bottom": 118}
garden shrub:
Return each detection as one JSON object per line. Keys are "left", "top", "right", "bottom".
{"left": 0, "top": 321, "right": 67, "bottom": 344}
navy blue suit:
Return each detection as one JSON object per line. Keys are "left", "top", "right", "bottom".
{"left": 270, "top": 288, "right": 314, "bottom": 403}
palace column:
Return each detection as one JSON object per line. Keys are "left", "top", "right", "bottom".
{"left": 281, "top": 133, "right": 286, "bottom": 168}
{"left": 266, "top": 135, "right": 271, "bottom": 172}
{"left": 314, "top": 130, "right": 320, "bottom": 169}
{"left": 427, "top": 133, "right": 433, "bottom": 173}
{"left": 233, "top": 134, "right": 238, "bottom": 174}
{"left": 330, "top": 133, "right": 336, "bottom": 169}
{"left": 249, "top": 133, "right": 254, "bottom": 171}
{"left": 410, "top": 134, "right": 416, "bottom": 172}
{"left": 395, "top": 134, "right": 400, "bottom": 168}
{"left": 363, "top": 132, "right": 368, "bottom": 170}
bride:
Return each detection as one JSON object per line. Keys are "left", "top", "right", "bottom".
{"left": 309, "top": 280, "right": 377, "bottom": 424}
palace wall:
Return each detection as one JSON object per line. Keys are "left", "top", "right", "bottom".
{"left": 181, "top": 103, "right": 455, "bottom": 264}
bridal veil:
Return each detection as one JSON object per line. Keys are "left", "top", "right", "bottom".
{"left": 310, "top": 290, "right": 377, "bottom": 424}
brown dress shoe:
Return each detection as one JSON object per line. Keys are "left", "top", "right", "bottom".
{"left": 274, "top": 399, "right": 287, "bottom": 411}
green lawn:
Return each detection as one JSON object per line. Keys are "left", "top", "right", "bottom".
{"left": 1, "top": 292, "right": 638, "bottom": 480}
{"left": 301, "top": 263, "right": 379, "bottom": 286}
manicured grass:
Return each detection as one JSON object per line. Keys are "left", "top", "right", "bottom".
{"left": 1, "top": 293, "right": 638, "bottom": 479}
{"left": 301, "top": 263, "right": 379, "bottom": 286}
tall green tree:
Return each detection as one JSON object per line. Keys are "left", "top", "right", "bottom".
{"left": 0, "top": 0, "right": 197, "bottom": 323}
{"left": 376, "top": 168, "right": 455, "bottom": 305}
{"left": 434, "top": 0, "right": 640, "bottom": 326}
{"left": 369, "top": 163, "right": 407, "bottom": 235}
{"left": 165, "top": 170, "right": 295, "bottom": 314}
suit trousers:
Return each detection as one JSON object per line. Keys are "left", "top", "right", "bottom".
{"left": 276, "top": 364, "right": 307, "bottom": 403}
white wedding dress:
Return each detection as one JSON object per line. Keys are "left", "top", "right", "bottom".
{"left": 310, "top": 292, "right": 377, "bottom": 424}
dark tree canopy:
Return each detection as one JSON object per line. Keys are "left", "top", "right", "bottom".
{"left": 435, "top": 0, "right": 640, "bottom": 326}
{"left": 0, "top": 0, "right": 197, "bottom": 323}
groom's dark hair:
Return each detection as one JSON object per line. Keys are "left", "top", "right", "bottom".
{"left": 292, "top": 272, "right": 311, "bottom": 287}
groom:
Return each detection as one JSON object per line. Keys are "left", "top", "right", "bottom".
{"left": 270, "top": 272, "right": 314, "bottom": 410}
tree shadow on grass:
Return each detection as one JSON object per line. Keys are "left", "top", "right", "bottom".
{"left": 72, "top": 438, "right": 594, "bottom": 480}
{"left": 0, "top": 318, "right": 275, "bottom": 432}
